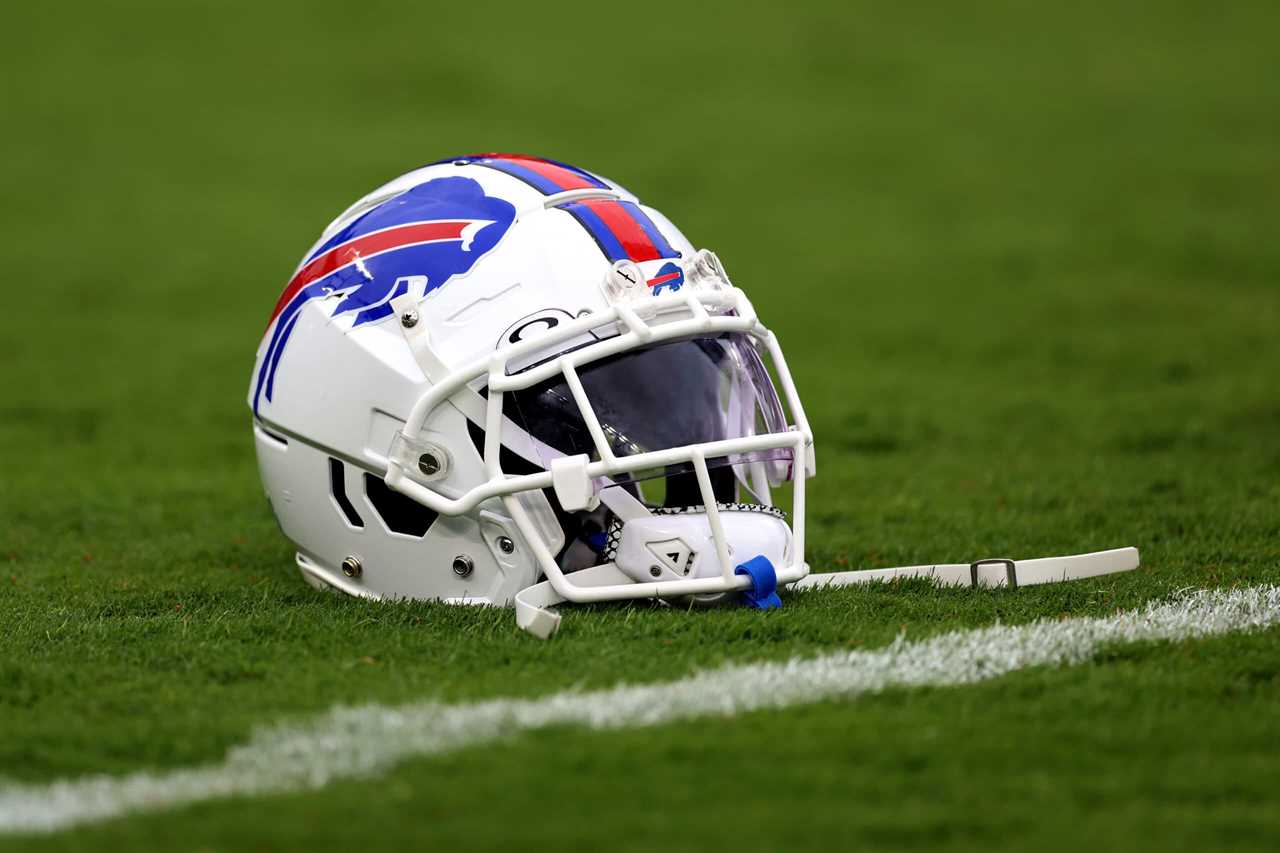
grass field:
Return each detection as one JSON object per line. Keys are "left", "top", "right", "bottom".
{"left": 3, "top": 0, "right": 1279, "bottom": 849}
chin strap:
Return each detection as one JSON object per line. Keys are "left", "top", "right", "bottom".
{"left": 514, "top": 547, "right": 1140, "bottom": 638}
{"left": 515, "top": 563, "right": 635, "bottom": 639}
{"left": 790, "top": 547, "right": 1139, "bottom": 591}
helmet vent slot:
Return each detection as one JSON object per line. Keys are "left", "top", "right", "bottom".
{"left": 328, "top": 458, "right": 365, "bottom": 529}
{"left": 363, "top": 473, "right": 439, "bottom": 538}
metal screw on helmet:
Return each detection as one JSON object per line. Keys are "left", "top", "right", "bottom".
{"left": 341, "top": 556, "right": 363, "bottom": 578}
{"left": 418, "top": 453, "right": 441, "bottom": 476}
{"left": 497, "top": 536, "right": 515, "bottom": 554}
{"left": 649, "top": 565, "right": 663, "bottom": 578}
{"left": 400, "top": 310, "right": 419, "bottom": 328}
{"left": 452, "top": 555, "right": 474, "bottom": 578}
{"left": 604, "top": 260, "right": 647, "bottom": 302}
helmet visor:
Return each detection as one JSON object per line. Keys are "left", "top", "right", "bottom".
{"left": 500, "top": 333, "right": 793, "bottom": 496}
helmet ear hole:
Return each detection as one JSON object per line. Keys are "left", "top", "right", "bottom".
{"left": 363, "top": 473, "right": 438, "bottom": 537}
{"left": 328, "top": 458, "right": 366, "bottom": 529}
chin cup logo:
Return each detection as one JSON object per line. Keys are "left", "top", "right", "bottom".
{"left": 646, "top": 538, "right": 697, "bottom": 577}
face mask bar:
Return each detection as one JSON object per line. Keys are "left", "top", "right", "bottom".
{"left": 385, "top": 279, "right": 815, "bottom": 608}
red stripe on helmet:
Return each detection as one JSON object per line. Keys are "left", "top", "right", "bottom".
{"left": 268, "top": 220, "right": 472, "bottom": 327}
{"left": 580, "top": 199, "right": 661, "bottom": 262}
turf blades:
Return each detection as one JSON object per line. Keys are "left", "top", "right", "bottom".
{"left": 4, "top": 583, "right": 1279, "bottom": 835}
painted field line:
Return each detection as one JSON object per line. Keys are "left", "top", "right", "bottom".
{"left": 4, "top": 584, "right": 1280, "bottom": 834}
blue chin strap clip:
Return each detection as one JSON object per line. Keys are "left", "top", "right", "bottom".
{"left": 734, "top": 555, "right": 782, "bottom": 610}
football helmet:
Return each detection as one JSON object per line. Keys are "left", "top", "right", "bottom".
{"left": 250, "top": 154, "right": 1139, "bottom": 637}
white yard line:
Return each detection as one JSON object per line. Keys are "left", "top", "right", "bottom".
{"left": 4, "top": 584, "right": 1280, "bottom": 834}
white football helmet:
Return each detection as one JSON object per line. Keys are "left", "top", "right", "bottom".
{"left": 250, "top": 153, "right": 1140, "bottom": 637}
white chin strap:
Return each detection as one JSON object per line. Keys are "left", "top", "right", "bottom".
{"left": 789, "top": 546, "right": 1139, "bottom": 591}
{"left": 515, "top": 546, "right": 1139, "bottom": 639}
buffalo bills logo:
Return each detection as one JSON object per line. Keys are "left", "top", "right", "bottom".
{"left": 646, "top": 261, "right": 684, "bottom": 294}
{"left": 252, "top": 177, "right": 516, "bottom": 413}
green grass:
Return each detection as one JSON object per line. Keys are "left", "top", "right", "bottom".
{"left": 2, "top": 0, "right": 1279, "bottom": 849}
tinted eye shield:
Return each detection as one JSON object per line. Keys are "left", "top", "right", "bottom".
{"left": 499, "top": 334, "right": 794, "bottom": 497}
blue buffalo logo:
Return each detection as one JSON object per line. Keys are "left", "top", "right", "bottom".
{"left": 253, "top": 177, "right": 516, "bottom": 413}
{"left": 646, "top": 261, "right": 684, "bottom": 294}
